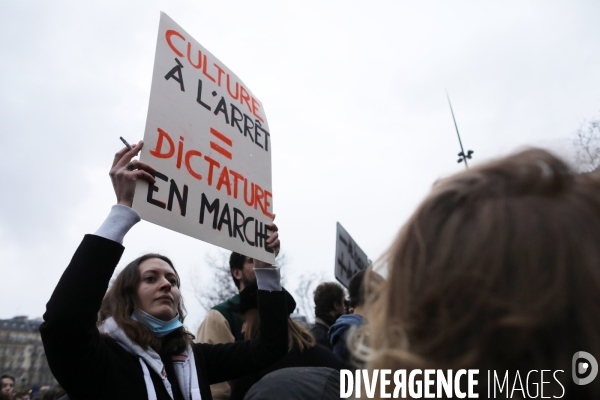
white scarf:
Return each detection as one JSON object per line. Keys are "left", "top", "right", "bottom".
{"left": 99, "top": 317, "right": 202, "bottom": 400}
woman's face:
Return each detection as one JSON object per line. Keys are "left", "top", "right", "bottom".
{"left": 137, "top": 258, "right": 181, "bottom": 321}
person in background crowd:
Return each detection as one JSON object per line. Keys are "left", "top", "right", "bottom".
{"left": 13, "top": 389, "right": 32, "bottom": 400}
{"left": 229, "top": 283, "right": 345, "bottom": 400}
{"left": 1, "top": 374, "right": 15, "bottom": 399}
{"left": 310, "top": 282, "right": 346, "bottom": 349}
{"left": 329, "top": 269, "right": 383, "bottom": 364}
{"left": 195, "top": 252, "right": 257, "bottom": 400}
{"left": 39, "top": 142, "right": 288, "bottom": 400}
{"left": 359, "top": 149, "right": 600, "bottom": 398}
{"left": 39, "top": 386, "right": 65, "bottom": 400}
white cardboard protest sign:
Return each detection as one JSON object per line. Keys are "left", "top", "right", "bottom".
{"left": 335, "top": 222, "right": 370, "bottom": 288}
{"left": 133, "top": 12, "right": 275, "bottom": 263}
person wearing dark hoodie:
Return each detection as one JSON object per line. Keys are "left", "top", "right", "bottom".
{"left": 229, "top": 283, "right": 345, "bottom": 400}
{"left": 328, "top": 269, "right": 373, "bottom": 364}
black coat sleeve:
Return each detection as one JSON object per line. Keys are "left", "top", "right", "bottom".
{"left": 39, "top": 235, "right": 124, "bottom": 398}
{"left": 195, "top": 290, "right": 289, "bottom": 385}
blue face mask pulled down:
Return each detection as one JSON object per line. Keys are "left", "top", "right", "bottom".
{"left": 132, "top": 310, "right": 184, "bottom": 338}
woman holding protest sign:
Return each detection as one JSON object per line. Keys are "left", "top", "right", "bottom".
{"left": 40, "top": 141, "right": 288, "bottom": 400}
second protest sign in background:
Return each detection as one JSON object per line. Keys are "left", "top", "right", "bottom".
{"left": 133, "top": 12, "right": 275, "bottom": 263}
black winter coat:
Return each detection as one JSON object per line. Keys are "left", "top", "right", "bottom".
{"left": 40, "top": 235, "right": 288, "bottom": 400}
{"left": 309, "top": 322, "right": 331, "bottom": 349}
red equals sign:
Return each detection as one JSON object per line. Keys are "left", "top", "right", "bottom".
{"left": 210, "top": 127, "right": 233, "bottom": 160}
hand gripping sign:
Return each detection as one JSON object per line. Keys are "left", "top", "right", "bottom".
{"left": 133, "top": 13, "right": 275, "bottom": 263}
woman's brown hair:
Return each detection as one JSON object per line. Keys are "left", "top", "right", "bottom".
{"left": 98, "top": 253, "right": 194, "bottom": 354}
{"left": 360, "top": 149, "right": 600, "bottom": 398}
{"left": 243, "top": 310, "right": 315, "bottom": 352}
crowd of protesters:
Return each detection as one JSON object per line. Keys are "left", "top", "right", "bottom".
{"left": 0, "top": 374, "right": 65, "bottom": 400}
{"left": 2, "top": 145, "right": 599, "bottom": 399}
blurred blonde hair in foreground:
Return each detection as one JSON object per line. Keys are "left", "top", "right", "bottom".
{"left": 355, "top": 149, "right": 600, "bottom": 398}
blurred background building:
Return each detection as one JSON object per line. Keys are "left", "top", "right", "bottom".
{"left": 0, "top": 316, "right": 56, "bottom": 389}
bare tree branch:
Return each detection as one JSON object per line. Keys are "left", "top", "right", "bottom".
{"left": 190, "top": 251, "right": 236, "bottom": 313}
{"left": 573, "top": 115, "right": 600, "bottom": 172}
{"left": 293, "top": 272, "right": 327, "bottom": 323}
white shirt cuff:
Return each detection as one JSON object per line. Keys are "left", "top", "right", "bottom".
{"left": 254, "top": 268, "right": 281, "bottom": 291}
{"left": 94, "top": 205, "right": 141, "bottom": 244}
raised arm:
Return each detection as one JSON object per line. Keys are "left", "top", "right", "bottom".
{"left": 39, "top": 142, "right": 155, "bottom": 397}
{"left": 196, "top": 223, "right": 289, "bottom": 384}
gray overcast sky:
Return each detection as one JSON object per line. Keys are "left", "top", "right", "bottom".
{"left": 1, "top": 1, "right": 599, "bottom": 331}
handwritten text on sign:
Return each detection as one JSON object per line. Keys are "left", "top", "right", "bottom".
{"left": 133, "top": 12, "right": 274, "bottom": 263}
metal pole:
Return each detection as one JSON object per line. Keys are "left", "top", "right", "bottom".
{"left": 446, "top": 90, "right": 469, "bottom": 169}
